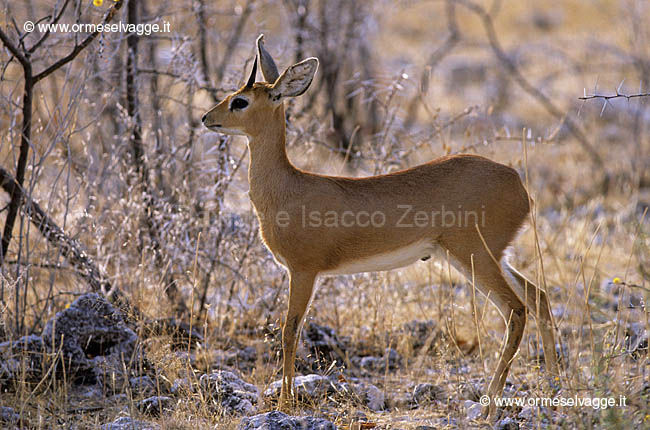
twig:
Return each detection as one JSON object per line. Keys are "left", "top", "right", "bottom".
{"left": 579, "top": 90, "right": 650, "bottom": 101}
{"left": 27, "top": 0, "right": 71, "bottom": 54}
{"left": 125, "top": 0, "right": 188, "bottom": 316}
{"left": 33, "top": 1, "right": 124, "bottom": 83}
{"left": 0, "top": 167, "right": 114, "bottom": 295}
{"left": 580, "top": 79, "right": 650, "bottom": 104}
{"left": 579, "top": 84, "right": 650, "bottom": 116}
{"left": 196, "top": 0, "right": 219, "bottom": 103}
{"left": 0, "top": 0, "right": 124, "bottom": 267}
{"left": 0, "top": 27, "right": 29, "bottom": 68}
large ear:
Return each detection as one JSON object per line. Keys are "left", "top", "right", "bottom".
{"left": 268, "top": 58, "right": 319, "bottom": 102}
{"left": 245, "top": 55, "right": 258, "bottom": 88}
{"left": 256, "top": 34, "right": 279, "bottom": 83}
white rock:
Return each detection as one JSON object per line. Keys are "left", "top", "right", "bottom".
{"left": 464, "top": 400, "right": 483, "bottom": 421}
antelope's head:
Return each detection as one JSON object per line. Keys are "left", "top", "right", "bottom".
{"left": 201, "top": 35, "right": 318, "bottom": 137}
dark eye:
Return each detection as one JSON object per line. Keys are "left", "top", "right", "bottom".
{"left": 231, "top": 98, "right": 249, "bottom": 110}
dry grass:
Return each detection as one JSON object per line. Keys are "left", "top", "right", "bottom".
{"left": 1, "top": 0, "right": 649, "bottom": 429}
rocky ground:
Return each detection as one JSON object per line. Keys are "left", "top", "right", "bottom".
{"left": 1, "top": 293, "right": 647, "bottom": 429}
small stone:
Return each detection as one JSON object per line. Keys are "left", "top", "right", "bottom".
{"left": 0, "top": 406, "right": 20, "bottom": 424}
{"left": 129, "top": 376, "right": 156, "bottom": 396}
{"left": 238, "top": 411, "right": 337, "bottom": 430}
{"left": 464, "top": 400, "right": 483, "bottom": 421}
{"left": 518, "top": 406, "right": 534, "bottom": 421}
{"left": 101, "top": 416, "right": 160, "bottom": 430}
{"left": 238, "top": 345, "right": 258, "bottom": 362}
{"left": 302, "top": 322, "right": 347, "bottom": 364}
{"left": 353, "top": 381, "right": 385, "bottom": 411}
{"left": 0, "top": 335, "right": 45, "bottom": 386}
{"left": 412, "top": 383, "right": 442, "bottom": 406}
{"left": 623, "top": 322, "right": 648, "bottom": 355}
{"left": 109, "top": 393, "right": 128, "bottom": 404}
{"left": 136, "top": 396, "right": 173, "bottom": 416}
{"left": 170, "top": 377, "right": 194, "bottom": 395}
{"left": 496, "top": 417, "right": 519, "bottom": 430}
{"left": 199, "top": 370, "right": 259, "bottom": 416}
{"left": 78, "top": 384, "right": 104, "bottom": 400}
{"left": 264, "top": 374, "right": 340, "bottom": 399}
{"left": 356, "top": 348, "right": 401, "bottom": 372}
{"left": 437, "top": 416, "right": 458, "bottom": 427}
{"left": 147, "top": 317, "right": 203, "bottom": 345}
{"left": 401, "top": 320, "right": 440, "bottom": 351}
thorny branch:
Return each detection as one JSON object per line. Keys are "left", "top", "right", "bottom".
{"left": 580, "top": 81, "right": 650, "bottom": 116}
{"left": 580, "top": 91, "right": 650, "bottom": 101}
{"left": 580, "top": 79, "right": 650, "bottom": 102}
{"left": 579, "top": 79, "right": 650, "bottom": 118}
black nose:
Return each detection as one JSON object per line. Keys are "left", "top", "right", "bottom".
{"left": 201, "top": 113, "right": 208, "bottom": 123}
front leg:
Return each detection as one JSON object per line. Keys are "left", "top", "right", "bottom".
{"left": 279, "top": 271, "right": 316, "bottom": 411}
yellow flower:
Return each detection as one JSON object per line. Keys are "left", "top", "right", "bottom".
{"left": 93, "top": 0, "right": 103, "bottom": 6}
{"left": 612, "top": 277, "right": 622, "bottom": 284}
{"left": 65, "top": 303, "right": 71, "bottom": 309}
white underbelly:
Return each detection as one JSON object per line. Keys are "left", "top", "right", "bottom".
{"left": 320, "top": 240, "right": 437, "bottom": 276}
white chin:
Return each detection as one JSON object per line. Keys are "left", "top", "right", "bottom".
{"left": 209, "top": 126, "right": 246, "bottom": 136}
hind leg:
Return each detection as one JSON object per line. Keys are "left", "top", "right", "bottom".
{"left": 446, "top": 249, "right": 526, "bottom": 416}
{"left": 502, "top": 262, "right": 560, "bottom": 378}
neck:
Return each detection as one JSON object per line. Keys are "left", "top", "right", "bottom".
{"left": 247, "top": 105, "right": 295, "bottom": 208}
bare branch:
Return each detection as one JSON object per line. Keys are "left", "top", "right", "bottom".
{"left": 579, "top": 91, "right": 650, "bottom": 101}
{"left": 195, "top": 0, "right": 219, "bottom": 103}
{"left": 0, "top": 26, "right": 29, "bottom": 68}
{"left": 125, "top": 0, "right": 188, "bottom": 316}
{"left": 0, "top": 167, "right": 114, "bottom": 296}
{"left": 27, "top": 0, "right": 71, "bottom": 54}
{"left": 33, "top": 0, "right": 123, "bottom": 83}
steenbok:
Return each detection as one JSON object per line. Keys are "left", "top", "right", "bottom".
{"left": 202, "top": 35, "right": 560, "bottom": 416}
